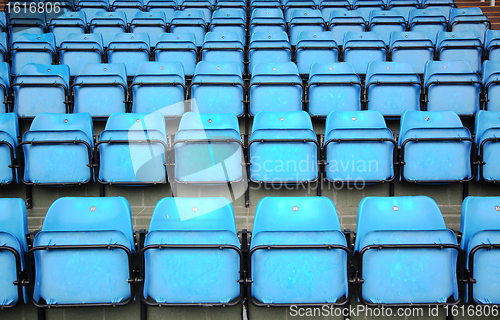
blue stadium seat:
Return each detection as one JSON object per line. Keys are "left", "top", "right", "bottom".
{"left": 248, "top": 31, "right": 292, "bottom": 74}
{"left": 131, "top": 61, "right": 186, "bottom": 116}
{"left": 461, "top": 196, "right": 500, "bottom": 304}
{"left": 365, "top": 61, "right": 421, "bottom": 116}
{"left": 486, "top": 30, "right": 500, "bottom": 61}
{"left": 10, "top": 33, "right": 56, "bottom": 76}
{"left": 170, "top": 10, "right": 207, "bottom": 47}
{"left": 288, "top": 9, "right": 326, "bottom": 46}
{"left": 110, "top": 0, "right": 144, "bottom": 23}
{"left": 408, "top": 8, "right": 448, "bottom": 45}
{"left": 319, "top": 0, "right": 351, "bottom": 21}
{"left": 424, "top": 61, "right": 481, "bottom": 115}
{"left": 283, "top": 0, "right": 317, "bottom": 18}
{"left": 76, "top": 0, "right": 110, "bottom": 22}
{"left": 368, "top": 9, "right": 407, "bottom": 45}
{"left": 355, "top": 196, "right": 460, "bottom": 304}
{"left": 130, "top": 12, "right": 168, "bottom": 46}
{"left": 6, "top": 10, "right": 46, "bottom": 46}
{"left": 249, "top": 62, "right": 303, "bottom": 115}
{"left": 190, "top": 61, "right": 244, "bottom": 116}
{"left": 0, "top": 113, "right": 18, "bottom": 184}
{"left": 399, "top": 110, "right": 474, "bottom": 182}
{"left": 215, "top": 0, "right": 247, "bottom": 18}
{"left": 209, "top": 10, "right": 246, "bottom": 41}
{"left": 13, "top": 64, "right": 70, "bottom": 118}
{"left": 436, "top": 30, "right": 482, "bottom": 73}
{"left": 107, "top": 33, "right": 151, "bottom": 76}
{"left": 343, "top": 31, "right": 387, "bottom": 75}
{"left": 328, "top": 9, "right": 366, "bottom": 45}
{"left": 249, "top": 111, "right": 319, "bottom": 183}
{"left": 389, "top": 31, "right": 434, "bottom": 74}
{"left": 307, "top": 62, "right": 361, "bottom": 116}
{"left": 144, "top": 0, "right": 177, "bottom": 23}
{"left": 32, "top": 197, "right": 134, "bottom": 305}
{"left": 250, "top": 197, "right": 349, "bottom": 304}
{"left": 250, "top": 0, "right": 281, "bottom": 10}
{"left": 172, "top": 112, "right": 244, "bottom": 183}
{"left": 0, "top": 62, "right": 10, "bottom": 111}
{"left": 421, "top": 0, "right": 456, "bottom": 18}
{"left": 387, "top": 0, "right": 419, "bottom": 20}
{"left": 97, "top": 112, "right": 168, "bottom": 184}
{"left": 89, "top": 11, "right": 127, "bottom": 47}
{"left": 352, "top": 0, "right": 385, "bottom": 21}
{"left": 323, "top": 110, "right": 396, "bottom": 182}
{"left": 180, "top": 0, "right": 213, "bottom": 23}
{"left": 20, "top": 113, "right": 94, "bottom": 185}
{"left": 249, "top": 8, "right": 286, "bottom": 35}
{"left": 0, "top": 198, "right": 28, "bottom": 307}
{"left": 475, "top": 111, "right": 500, "bottom": 182}
{"left": 295, "top": 31, "right": 339, "bottom": 76}
{"left": 143, "top": 197, "right": 242, "bottom": 304}
{"left": 201, "top": 32, "right": 245, "bottom": 74}
{"left": 59, "top": 33, "right": 105, "bottom": 77}
{"left": 450, "top": 7, "right": 489, "bottom": 43}
{"left": 154, "top": 33, "right": 198, "bottom": 77}
{"left": 48, "top": 11, "right": 87, "bottom": 47}
{"left": 43, "top": 0, "right": 74, "bottom": 22}
{"left": 483, "top": 60, "right": 500, "bottom": 112}
{"left": 72, "top": 63, "right": 128, "bottom": 118}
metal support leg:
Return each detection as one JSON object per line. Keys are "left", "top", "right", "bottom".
{"left": 26, "top": 185, "right": 32, "bottom": 209}
{"left": 100, "top": 184, "right": 105, "bottom": 197}
{"left": 463, "top": 182, "right": 469, "bottom": 200}
{"left": 389, "top": 181, "right": 395, "bottom": 197}
{"left": 140, "top": 300, "right": 147, "bottom": 320}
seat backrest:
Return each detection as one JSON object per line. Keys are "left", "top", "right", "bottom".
{"left": 204, "top": 31, "right": 243, "bottom": 44}
{"left": 51, "top": 11, "right": 87, "bottom": 22}
{"left": 212, "top": 9, "right": 245, "bottom": 20}
{"left": 0, "top": 198, "right": 28, "bottom": 252}
{"left": 424, "top": 60, "right": 474, "bottom": 84}
{"left": 297, "top": 30, "right": 335, "bottom": 43}
{"left": 13, "top": 33, "right": 55, "bottom": 48}
{"left": 0, "top": 62, "right": 10, "bottom": 88}
{"left": 309, "top": 61, "right": 357, "bottom": 78}
{"left": 325, "top": 110, "right": 387, "bottom": 135}
{"left": 156, "top": 32, "right": 197, "bottom": 45}
{"left": 18, "top": 63, "right": 70, "bottom": 85}
{"left": 250, "top": 31, "right": 289, "bottom": 43}
{"left": 252, "top": 111, "right": 313, "bottom": 132}
{"left": 41, "top": 197, "right": 134, "bottom": 248}
{"left": 290, "top": 9, "right": 324, "bottom": 20}
{"left": 149, "top": 197, "right": 237, "bottom": 234}
{"left": 110, "top": 32, "right": 150, "bottom": 46}
{"left": 485, "top": 30, "right": 500, "bottom": 47}
{"left": 450, "top": 7, "right": 483, "bottom": 20}
{"left": 461, "top": 196, "right": 500, "bottom": 252}
{"left": 29, "top": 112, "right": 94, "bottom": 145}
{"left": 172, "top": 10, "right": 205, "bottom": 20}
{"left": 132, "top": 11, "right": 166, "bottom": 21}
{"left": 409, "top": 8, "right": 447, "bottom": 21}
{"left": 136, "top": 61, "right": 185, "bottom": 80}
{"left": 398, "top": 110, "right": 464, "bottom": 144}
{"left": 343, "top": 31, "right": 383, "bottom": 47}
{"left": 104, "top": 111, "right": 167, "bottom": 138}
{"left": 78, "top": 63, "right": 128, "bottom": 83}
{"left": 251, "top": 8, "right": 284, "bottom": 19}
{"left": 0, "top": 113, "right": 19, "bottom": 147}
{"left": 436, "top": 30, "right": 480, "bottom": 47}
{"left": 329, "top": 9, "right": 365, "bottom": 21}
{"left": 251, "top": 61, "right": 299, "bottom": 76}
{"left": 369, "top": 9, "right": 405, "bottom": 21}
{"left": 252, "top": 197, "right": 342, "bottom": 238}
{"left": 194, "top": 61, "right": 242, "bottom": 76}
{"left": 482, "top": 60, "right": 500, "bottom": 84}
{"left": 178, "top": 112, "right": 240, "bottom": 133}
{"left": 92, "top": 11, "right": 127, "bottom": 24}
{"left": 366, "top": 61, "right": 417, "bottom": 79}
{"left": 354, "top": 196, "right": 446, "bottom": 251}
{"left": 61, "top": 32, "right": 104, "bottom": 47}
{"left": 390, "top": 31, "right": 431, "bottom": 44}
{"left": 474, "top": 110, "right": 500, "bottom": 144}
